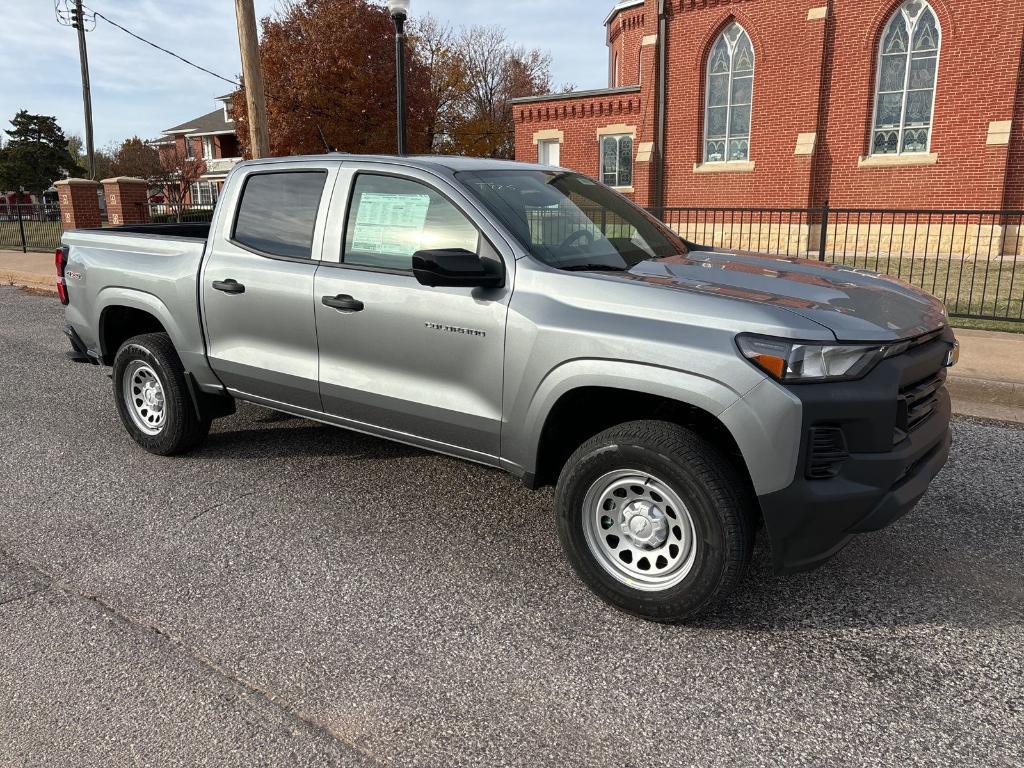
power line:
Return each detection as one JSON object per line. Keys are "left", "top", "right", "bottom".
{"left": 83, "top": 4, "right": 240, "bottom": 87}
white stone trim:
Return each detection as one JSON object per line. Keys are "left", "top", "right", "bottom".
{"left": 987, "top": 120, "right": 1013, "bottom": 146}
{"left": 692, "top": 161, "right": 756, "bottom": 174}
{"left": 807, "top": 6, "right": 828, "bottom": 21}
{"left": 532, "top": 129, "right": 565, "bottom": 145}
{"left": 596, "top": 124, "right": 637, "bottom": 139}
{"left": 642, "top": 34, "right": 659, "bottom": 47}
{"left": 858, "top": 153, "right": 938, "bottom": 168}
{"left": 794, "top": 132, "right": 817, "bottom": 156}
{"left": 635, "top": 141, "right": 655, "bottom": 163}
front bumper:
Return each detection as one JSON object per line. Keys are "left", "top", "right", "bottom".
{"left": 757, "top": 329, "right": 955, "bottom": 573}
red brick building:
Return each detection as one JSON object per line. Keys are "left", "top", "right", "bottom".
{"left": 513, "top": 0, "right": 1024, "bottom": 211}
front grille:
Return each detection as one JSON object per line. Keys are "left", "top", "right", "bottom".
{"left": 895, "top": 370, "right": 945, "bottom": 441}
{"left": 806, "top": 427, "right": 849, "bottom": 480}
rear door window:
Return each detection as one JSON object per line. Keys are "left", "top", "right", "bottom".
{"left": 233, "top": 171, "right": 328, "bottom": 259}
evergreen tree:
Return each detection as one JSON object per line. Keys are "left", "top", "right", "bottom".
{"left": 0, "top": 110, "right": 84, "bottom": 195}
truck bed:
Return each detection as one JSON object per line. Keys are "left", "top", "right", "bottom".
{"left": 61, "top": 224, "right": 216, "bottom": 388}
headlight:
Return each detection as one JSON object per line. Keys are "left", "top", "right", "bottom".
{"left": 736, "top": 335, "right": 888, "bottom": 383}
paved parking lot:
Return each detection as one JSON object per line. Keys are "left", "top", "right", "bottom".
{"left": 1, "top": 286, "right": 1022, "bottom": 767}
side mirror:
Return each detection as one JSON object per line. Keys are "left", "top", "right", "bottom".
{"left": 412, "top": 248, "right": 504, "bottom": 289}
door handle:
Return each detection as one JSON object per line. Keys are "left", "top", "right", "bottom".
{"left": 212, "top": 279, "right": 245, "bottom": 294}
{"left": 322, "top": 294, "right": 364, "bottom": 312}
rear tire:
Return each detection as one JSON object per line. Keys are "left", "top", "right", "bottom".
{"left": 112, "top": 333, "right": 210, "bottom": 455}
{"left": 555, "top": 420, "right": 755, "bottom": 622}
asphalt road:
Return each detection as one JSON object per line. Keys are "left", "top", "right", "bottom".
{"left": 1, "top": 286, "right": 1022, "bottom": 767}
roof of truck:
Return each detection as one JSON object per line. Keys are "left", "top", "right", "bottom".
{"left": 240, "top": 154, "right": 556, "bottom": 173}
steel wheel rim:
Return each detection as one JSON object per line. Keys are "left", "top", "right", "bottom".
{"left": 122, "top": 361, "right": 166, "bottom": 435}
{"left": 582, "top": 469, "right": 698, "bottom": 592}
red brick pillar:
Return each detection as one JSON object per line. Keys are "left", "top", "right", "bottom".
{"left": 101, "top": 177, "right": 150, "bottom": 226}
{"left": 54, "top": 178, "right": 102, "bottom": 230}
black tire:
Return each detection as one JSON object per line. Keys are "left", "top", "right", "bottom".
{"left": 555, "top": 420, "right": 755, "bottom": 622}
{"left": 112, "top": 332, "right": 210, "bottom": 456}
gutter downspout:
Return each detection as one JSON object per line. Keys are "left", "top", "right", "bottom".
{"left": 655, "top": 0, "right": 668, "bottom": 210}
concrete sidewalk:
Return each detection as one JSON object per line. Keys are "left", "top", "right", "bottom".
{"left": 3, "top": 248, "right": 1023, "bottom": 423}
{"left": 1, "top": 249, "right": 57, "bottom": 293}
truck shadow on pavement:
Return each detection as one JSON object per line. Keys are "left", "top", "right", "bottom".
{"left": 192, "top": 407, "right": 1023, "bottom": 633}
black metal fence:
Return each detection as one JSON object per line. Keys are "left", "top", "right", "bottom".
{"left": 144, "top": 203, "right": 216, "bottom": 223}
{"left": 0, "top": 203, "right": 63, "bottom": 252}
{"left": 650, "top": 205, "right": 1024, "bottom": 323}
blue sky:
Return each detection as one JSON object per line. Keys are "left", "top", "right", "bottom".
{"left": 0, "top": 0, "right": 613, "bottom": 148}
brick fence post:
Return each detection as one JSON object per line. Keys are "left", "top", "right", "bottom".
{"left": 54, "top": 178, "right": 102, "bottom": 230}
{"left": 101, "top": 177, "right": 151, "bottom": 226}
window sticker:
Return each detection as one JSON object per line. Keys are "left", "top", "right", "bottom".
{"left": 351, "top": 192, "right": 431, "bottom": 257}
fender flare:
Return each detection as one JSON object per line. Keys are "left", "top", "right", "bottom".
{"left": 96, "top": 287, "right": 191, "bottom": 362}
{"left": 515, "top": 358, "right": 744, "bottom": 478}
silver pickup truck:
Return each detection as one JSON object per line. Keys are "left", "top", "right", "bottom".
{"left": 60, "top": 154, "right": 958, "bottom": 621}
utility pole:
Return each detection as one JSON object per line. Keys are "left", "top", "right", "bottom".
{"left": 234, "top": 0, "right": 270, "bottom": 158}
{"left": 73, "top": 0, "right": 95, "bottom": 179}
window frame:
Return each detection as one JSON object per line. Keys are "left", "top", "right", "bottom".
{"left": 869, "top": 0, "right": 942, "bottom": 157}
{"left": 202, "top": 136, "right": 215, "bottom": 160}
{"left": 190, "top": 180, "right": 217, "bottom": 207}
{"left": 702, "top": 22, "right": 755, "bottom": 164}
{"left": 183, "top": 137, "right": 194, "bottom": 159}
{"left": 227, "top": 168, "right": 331, "bottom": 264}
{"left": 537, "top": 139, "right": 561, "bottom": 167}
{"left": 599, "top": 134, "right": 635, "bottom": 189}
{"left": 333, "top": 170, "right": 493, "bottom": 278}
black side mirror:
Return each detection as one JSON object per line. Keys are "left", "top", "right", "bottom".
{"left": 412, "top": 248, "right": 504, "bottom": 289}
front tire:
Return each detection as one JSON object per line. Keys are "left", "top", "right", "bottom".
{"left": 112, "top": 333, "right": 210, "bottom": 455}
{"left": 555, "top": 420, "right": 755, "bottom": 622}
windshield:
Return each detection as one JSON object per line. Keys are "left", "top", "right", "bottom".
{"left": 456, "top": 170, "right": 688, "bottom": 271}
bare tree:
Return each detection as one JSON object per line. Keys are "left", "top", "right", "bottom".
{"left": 153, "top": 145, "right": 207, "bottom": 223}
{"left": 451, "top": 25, "right": 554, "bottom": 158}
{"left": 411, "top": 14, "right": 469, "bottom": 151}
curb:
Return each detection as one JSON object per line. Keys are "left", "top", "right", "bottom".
{"left": 1, "top": 271, "right": 57, "bottom": 295}
{"left": 946, "top": 375, "right": 1024, "bottom": 424}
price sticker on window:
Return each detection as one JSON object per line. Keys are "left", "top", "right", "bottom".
{"left": 351, "top": 192, "right": 431, "bottom": 257}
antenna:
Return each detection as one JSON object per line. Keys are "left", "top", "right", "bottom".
{"left": 317, "top": 126, "right": 335, "bottom": 153}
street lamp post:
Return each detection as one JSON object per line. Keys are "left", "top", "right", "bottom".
{"left": 387, "top": 0, "right": 410, "bottom": 155}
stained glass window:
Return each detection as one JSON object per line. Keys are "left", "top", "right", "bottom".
{"left": 704, "top": 22, "right": 754, "bottom": 163}
{"left": 872, "top": 1, "right": 940, "bottom": 155}
{"left": 600, "top": 135, "right": 633, "bottom": 188}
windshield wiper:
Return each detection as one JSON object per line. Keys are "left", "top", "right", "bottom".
{"left": 559, "top": 264, "right": 630, "bottom": 273}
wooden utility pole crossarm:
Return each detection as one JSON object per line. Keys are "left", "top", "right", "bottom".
{"left": 234, "top": 0, "right": 270, "bottom": 158}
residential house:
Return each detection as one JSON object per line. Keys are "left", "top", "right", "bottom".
{"left": 153, "top": 94, "right": 243, "bottom": 206}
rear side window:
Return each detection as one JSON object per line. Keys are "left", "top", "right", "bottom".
{"left": 343, "top": 174, "right": 479, "bottom": 271}
{"left": 233, "top": 171, "right": 327, "bottom": 259}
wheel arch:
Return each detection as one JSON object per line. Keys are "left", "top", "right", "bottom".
{"left": 97, "top": 289, "right": 184, "bottom": 366}
{"left": 517, "top": 360, "right": 751, "bottom": 490}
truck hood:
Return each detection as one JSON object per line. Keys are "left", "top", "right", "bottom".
{"left": 613, "top": 250, "right": 947, "bottom": 341}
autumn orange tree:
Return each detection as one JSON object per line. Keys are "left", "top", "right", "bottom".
{"left": 229, "top": 1, "right": 557, "bottom": 159}
{"left": 232, "top": 0, "right": 432, "bottom": 157}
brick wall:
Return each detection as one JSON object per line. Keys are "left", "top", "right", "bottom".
{"left": 608, "top": 5, "right": 647, "bottom": 87}
{"left": 513, "top": 0, "right": 1024, "bottom": 212}
{"left": 514, "top": 90, "right": 647, "bottom": 202}
{"left": 814, "top": 0, "right": 1023, "bottom": 209}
